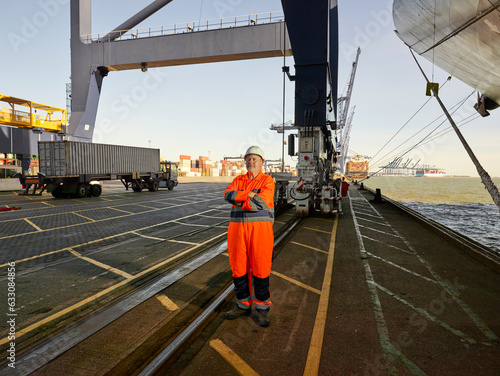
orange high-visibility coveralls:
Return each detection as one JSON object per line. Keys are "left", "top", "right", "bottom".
{"left": 224, "top": 171, "right": 275, "bottom": 312}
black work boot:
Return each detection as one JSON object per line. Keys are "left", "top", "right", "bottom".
{"left": 257, "top": 310, "right": 270, "bottom": 327}
{"left": 224, "top": 305, "right": 251, "bottom": 320}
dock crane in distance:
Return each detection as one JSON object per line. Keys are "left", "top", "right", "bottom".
{"left": 0, "top": 94, "right": 67, "bottom": 133}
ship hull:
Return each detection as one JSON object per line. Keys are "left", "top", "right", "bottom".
{"left": 393, "top": 0, "right": 500, "bottom": 106}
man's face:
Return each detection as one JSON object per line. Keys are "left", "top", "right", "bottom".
{"left": 245, "top": 154, "right": 263, "bottom": 174}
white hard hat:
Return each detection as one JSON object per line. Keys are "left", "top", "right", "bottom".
{"left": 244, "top": 146, "right": 265, "bottom": 160}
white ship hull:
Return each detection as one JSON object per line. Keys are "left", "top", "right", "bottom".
{"left": 393, "top": 0, "right": 500, "bottom": 107}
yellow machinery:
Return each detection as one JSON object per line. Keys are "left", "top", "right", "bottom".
{"left": 0, "top": 94, "right": 67, "bottom": 133}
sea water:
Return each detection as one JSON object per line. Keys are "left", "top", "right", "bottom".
{"left": 363, "top": 176, "right": 500, "bottom": 254}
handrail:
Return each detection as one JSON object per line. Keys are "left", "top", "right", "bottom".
{"left": 82, "top": 11, "right": 284, "bottom": 43}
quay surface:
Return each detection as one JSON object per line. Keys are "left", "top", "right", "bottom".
{"left": 0, "top": 182, "right": 499, "bottom": 375}
{"left": 172, "top": 184, "right": 500, "bottom": 375}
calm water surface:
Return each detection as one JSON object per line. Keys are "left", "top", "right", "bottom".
{"left": 364, "top": 177, "right": 500, "bottom": 253}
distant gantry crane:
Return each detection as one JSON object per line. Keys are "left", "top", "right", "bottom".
{"left": 336, "top": 47, "right": 360, "bottom": 174}
{"left": 0, "top": 94, "right": 67, "bottom": 133}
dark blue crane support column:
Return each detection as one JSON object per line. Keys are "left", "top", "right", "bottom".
{"left": 281, "top": 0, "right": 338, "bottom": 133}
{"left": 329, "top": 0, "right": 339, "bottom": 124}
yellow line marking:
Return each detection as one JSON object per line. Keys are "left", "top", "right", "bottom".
{"left": 68, "top": 249, "right": 134, "bottom": 279}
{"left": 131, "top": 231, "right": 164, "bottom": 241}
{"left": 23, "top": 218, "right": 43, "bottom": 231}
{"left": 167, "top": 239, "right": 199, "bottom": 245}
{"left": 221, "top": 253, "right": 320, "bottom": 294}
{"left": 210, "top": 339, "right": 260, "bottom": 376}
{"left": 0, "top": 206, "right": 217, "bottom": 268}
{"left": 42, "top": 202, "right": 55, "bottom": 207}
{"left": 303, "top": 215, "right": 338, "bottom": 376}
{"left": 303, "top": 227, "right": 331, "bottom": 234}
{"left": 0, "top": 201, "right": 203, "bottom": 240}
{"left": 0, "top": 231, "right": 227, "bottom": 345}
{"left": 131, "top": 232, "right": 198, "bottom": 245}
{"left": 156, "top": 294, "right": 179, "bottom": 311}
{"left": 291, "top": 241, "right": 329, "bottom": 255}
{"left": 108, "top": 207, "right": 133, "bottom": 214}
{"left": 272, "top": 271, "right": 321, "bottom": 295}
{"left": 274, "top": 220, "right": 285, "bottom": 224}
{"left": 72, "top": 212, "right": 96, "bottom": 222}
{"left": 72, "top": 199, "right": 90, "bottom": 204}
{"left": 133, "top": 204, "right": 158, "bottom": 209}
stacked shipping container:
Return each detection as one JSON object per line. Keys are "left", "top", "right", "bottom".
{"left": 177, "top": 155, "right": 247, "bottom": 177}
{"left": 176, "top": 155, "right": 297, "bottom": 177}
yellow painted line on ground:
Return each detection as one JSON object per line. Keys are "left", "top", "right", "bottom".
{"left": 133, "top": 204, "right": 159, "bottom": 209}
{"left": 0, "top": 249, "right": 64, "bottom": 268}
{"left": 0, "top": 231, "right": 227, "bottom": 345}
{"left": 221, "top": 253, "right": 320, "bottom": 294}
{"left": 23, "top": 218, "right": 43, "bottom": 232}
{"left": 0, "top": 206, "right": 218, "bottom": 267}
{"left": 68, "top": 249, "right": 134, "bottom": 279}
{"left": 131, "top": 232, "right": 198, "bottom": 245}
{"left": 272, "top": 270, "right": 321, "bottom": 295}
{"left": 72, "top": 212, "right": 96, "bottom": 222}
{"left": 156, "top": 294, "right": 179, "bottom": 311}
{"left": 210, "top": 339, "right": 260, "bottom": 376}
{"left": 274, "top": 220, "right": 285, "bottom": 224}
{"left": 291, "top": 241, "right": 329, "bottom": 255}
{"left": 108, "top": 207, "right": 133, "bottom": 214}
{"left": 310, "top": 217, "right": 334, "bottom": 223}
{"left": 303, "top": 215, "right": 338, "bottom": 376}
{"left": 131, "top": 232, "right": 164, "bottom": 241}
{"left": 42, "top": 201, "right": 55, "bottom": 207}
{"left": 71, "top": 198, "right": 90, "bottom": 204}
{"left": 303, "top": 227, "right": 331, "bottom": 234}
{"left": 0, "top": 201, "right": 201, "bottom": 240}
{"left": 167, "top": 239, "right": 199, "bottom": 245}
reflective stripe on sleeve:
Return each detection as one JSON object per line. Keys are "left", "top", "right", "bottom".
{"left": 224, "top": 190, "right": 239, "bottom": 206}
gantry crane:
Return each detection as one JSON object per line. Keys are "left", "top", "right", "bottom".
{"left": 0, "top": 94, "right": 67, "bottom": 133}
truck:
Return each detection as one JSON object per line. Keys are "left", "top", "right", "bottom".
{"left": 16, "top": 141, "right": 178, "bottom": 198}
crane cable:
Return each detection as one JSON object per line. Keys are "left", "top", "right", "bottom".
{"left": 359, "top": 90, "right": 475, "bottom": 182}
{"left": 370, "top": 89, "right": 471, "bottom": 168}
{"left": 369, "top": 76, "right": 451, "bottom": 164}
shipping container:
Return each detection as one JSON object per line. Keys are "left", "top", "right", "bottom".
{"left": 15, "top": 141, "right": 178, "bottom": 198}
{"left": 39, "top": 141, "right": 160, "bottom": 176}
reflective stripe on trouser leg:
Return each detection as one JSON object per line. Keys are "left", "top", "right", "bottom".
{"left": 233, "top": 274, "right": 252, "bottom": 310}
{"left": 253, "top": 276, "right": 271, "bottom": 312}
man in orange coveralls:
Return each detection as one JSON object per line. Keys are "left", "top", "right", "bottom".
{"left": 223, "top": 146, "right": 275, "bottom": 327}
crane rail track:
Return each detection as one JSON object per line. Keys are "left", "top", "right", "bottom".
{"left": 0, "top": 181, "right": 299, "bottom": 375}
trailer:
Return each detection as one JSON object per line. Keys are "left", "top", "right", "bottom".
{"left": 15, "top": 141, "right": 178, "bottom": 197}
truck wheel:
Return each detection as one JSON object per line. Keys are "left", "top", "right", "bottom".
{"left": 168, "top": 181, "right": 174, "bottom": 190}
{"left": 51, "top": 186, "right": 63, "bottom": 198}
{"left": 76, "top": 184, "right": 88, "bottom": 198}
{"left": 90, "top": 184, "right": 102, "bottom": 197}
{"left": 148, "top": 181, "right": 159, "bottom": 192}
{"left": 132, "top": 184, "right": 142, "bottom": 192}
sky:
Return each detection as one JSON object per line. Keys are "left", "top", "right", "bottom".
{"left": 1, "top": 0, "right": 499, "bottom": 177}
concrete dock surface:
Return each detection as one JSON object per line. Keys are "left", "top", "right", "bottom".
{"left": 173, "top": 185, "right": 500, "bottom": 376}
